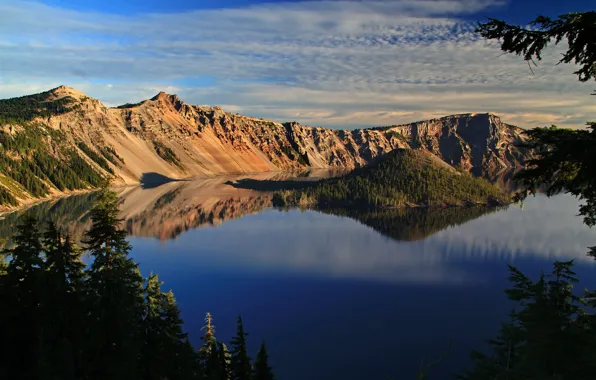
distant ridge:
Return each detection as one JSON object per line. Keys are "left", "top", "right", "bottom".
{"left": 0, "top": 86, "right": 530, "bottom": 209}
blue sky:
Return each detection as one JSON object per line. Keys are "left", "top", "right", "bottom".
{"left": 0, "top": 0, "right": 593, "bottom": 129}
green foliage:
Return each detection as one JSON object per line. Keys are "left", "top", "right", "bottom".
{"left": 0, "top": 217, "right": 47, "bottom": 379}
{"left": 101, "top": 145, "right": 125, "bottom": 166}
{"left": 115, "top": 101, "right": 146, "bottom": 109}
{"left": 477, "top": 12, "right": 596, "bottom": 82}
{"left": 270, "top": 150, "right": 507, "bottom": 209}
{"left": 0, "top": 187, "right": 274, "bottom": 380}
{"left": 0, "top": 90, "right": 80, "bottom": 124}
{"left": 0, "top": 186, "right": 17, "bottom": 206}
{"left": 253, "top": 342, "right": 274, "bottom": 380}
{"left": 280, "top": 145, "right": 308, "bottom": 166}
{"left": 77, "top": 141, "right": 114, "bottom": 174}
{"left": 514, "top": 124, "right": 596, "bottom": 228}
{"left": 478, "top": 9, "right": 596, "bottom": 252}
{"left": 384, "top": 130, "right": 407, "bottom": 142}
{"left": 230, "top": 316, "right": 252, "bottom": 380}
{"left": 0, "top": 127, "right": 105, "bottom": 202}
{"left": 153, "top": 140, "right": 184, "bottom": 169}
{"left": 83, "top": 186, "right": 144, "bottom": 379}
{"left": 459, "top": 261, "right": 596, "bottom": 380}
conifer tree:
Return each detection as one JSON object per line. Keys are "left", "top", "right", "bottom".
{"left": 459, "top": 261, "right": 596, "bottom": 379}
{"left": 200, "top": 312, "right": 217, "bottom": 359}
{"left": 42, "top": 222, "right": 86, "bottom": 380}
{"left": 141, "top": 273, "right": 200, "bottom": 380}
{"left": 1, "top": 216, "right": 47, "bottom": 379}
{"left": 83, "top": 186, "right": 144, "bottom": 380}
{"left": 206, "top": 340, "right": 223, "bottom": 380}
{"left": 140, "top": 273, "right": 168, "bottom": 380}
{"left": 253, "top": 341, "right": 274, "bottom": 380}
{"left": 163, "top": 290, "right": 202, "bottom": 379}
{"left": 230, "top": 315, "right": 252, "bottom": 380}
{"left": 219, "top": 342, "right": 232, "bottom": 380}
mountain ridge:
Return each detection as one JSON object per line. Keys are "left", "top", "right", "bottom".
{"left": 0, "top": 86, "right": 530, "bottom": 209}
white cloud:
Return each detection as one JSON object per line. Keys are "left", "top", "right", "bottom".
{"left": 0, "top": 0, "right": 592, "bottom": 129}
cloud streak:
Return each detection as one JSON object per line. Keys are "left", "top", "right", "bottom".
{"left": 0, "top": 0, "right": 593, "bottom": 129}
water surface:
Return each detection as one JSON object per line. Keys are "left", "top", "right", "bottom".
{"left": 1, "top": 179, "right": 594, "bottom": 380}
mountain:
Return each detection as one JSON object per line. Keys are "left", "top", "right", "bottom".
{"left": 265, "top": 149, "right": 508, "bottom": 209}
{"left": 0, "top": 86, "right": 529, "bottom": 208}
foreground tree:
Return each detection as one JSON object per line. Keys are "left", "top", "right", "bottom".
{"left": 253, "top": 342, "right": 274, "bottom": 380}
{"left": 83, "top": 187, "right": 144, "bottom": 380}
{"left": 0, "top": 185, "right": 274, "bottom": 380}
{"left": 460, "top": 9, "right": 596, "bottom": 380}
{"left": 230, "top": 315, "right": 252, "bottom": 380}
{"left": 477, "top": 11, "right": 595, "bottom": 83}
{"left": 141, "top": 273, "right": 200, "bottom": 380}
{"left": 459, "top": 261, "right": 596, "bottom": 379}
{"left": 42, "top": 222, "right": 86, "bottom": 380}
{"left": 477, "top": 11, "right": 596, "bottom": 228}
{"left": 0, "top": 217, "right": 47, "bottom": 379}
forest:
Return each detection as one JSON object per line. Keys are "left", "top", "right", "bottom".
{"left": 265, "top": 149, "right": 508, "bottom": 209}
{"left": 0, "top": 124, "right": 106, "bottom": 203}
{"left": 0, "top": 187, "right": 275, "bottom": 380}
{"left": 0, "top": 90, "right": 80, "bottom": 124}
{"left": 153, "top": 140, "right": 185, "bottom": 169}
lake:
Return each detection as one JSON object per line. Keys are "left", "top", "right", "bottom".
{"left": 1, "top": 176, "right": 595, "bottom": 380}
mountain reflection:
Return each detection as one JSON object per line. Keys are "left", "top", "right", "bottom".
{"left": 0, "top": 175, "right": 500, "bottom": 245}
{"left": 320, "top": 206, "right": 502, "bottom": 241}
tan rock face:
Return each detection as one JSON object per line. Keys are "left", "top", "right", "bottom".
{"left": 0, "top": 86, "right": 531, "bottom": 206}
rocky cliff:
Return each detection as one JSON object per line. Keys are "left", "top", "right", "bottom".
{"left": 0, "top": 86, "right": 530, "bottom": 208}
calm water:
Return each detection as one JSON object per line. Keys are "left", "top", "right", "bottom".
{"left": 1, "top": 179, "right": 595, "bottom": 380}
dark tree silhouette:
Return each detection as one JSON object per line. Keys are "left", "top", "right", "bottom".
{"left": 230, "top": 315, "right": 252, "bottom": 380}
{"left": 253, "top": 342, "right": 274, "bottom": 380}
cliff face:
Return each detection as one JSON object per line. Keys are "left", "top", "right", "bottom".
{"left": 388, "top": 113, "right": 528, "bottom": 176}
{"left": 0, "top": 86, "right": 530, "bottom": 207}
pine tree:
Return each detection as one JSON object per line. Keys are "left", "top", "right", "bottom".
{"left": 459, "top": 261, "right": 596, "bottom": 379}
{"left": 140, "top": 273, "right": 168, "bottom": 380}
{"left": 83, "top": 186, "right": 144, "bottom": 380}
{"left": 141, "top": 273, "right": 200, "bottom": 380}
{"left": 206, "top": 340, "right": 223, "bottom": 380}
{"left": 200, "top": 312, "right": 217, "bottom": 359}
{"left": 0, "top": 216, "right": 48, "bottom": 379}
{"left": 163, "top": 290, "right": 201, "bottom": 379}
{"left": 201, "top": 313, "right": 222, "bottom": 380}
{"left": 230, "top": 315, "right": 252, "bottom": 380}
{"left": 253, "top": 341, "right": 274, "bottom": 380}
{"left": 42, "top": 222, "right": 86, "bottom": 380}
{"left": 219, "top": 342, "right": 232, "bottom": 380}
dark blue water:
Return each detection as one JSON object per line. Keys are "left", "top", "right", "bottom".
{"left": 116, "top": 193, "right": 596, "bottom": 380}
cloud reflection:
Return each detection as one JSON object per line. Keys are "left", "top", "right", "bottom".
{"left": 133, "top": 194, "right": 595, "bottom": 285}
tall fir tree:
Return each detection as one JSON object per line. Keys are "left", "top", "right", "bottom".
{"left": 201, "top": 313, "right": 223, "bottom": 380}
{"left": 42, "top": 222, "right": 86, "bottom": 380}
{"left": 140, "top": 273, "right": 200, "bottom": 380}
{"left": 200, "top": 312, "right": 217, "bottom": 359}
{"left": 163, "top": 290, "right": 202, "bottom": 379}
{"left": 140, "top": 273, "right": 169, "bottom": 380}
{"left": 206, "top": 340, "right": 223, "bottom": 380}
{"left": 83, "top": 186, "right": 144, "bottom": 380}
{"left": 219, "top": 342, "right": 232, "bottom": 380}
{"left": 459, "top": 261, "right": 596, "bottom": 379}
{"left": 230, "top": 315, "right": 252, "bottom": 380}
{"left": 253, "top": 341, "right": 274, "bottom": 380}
{"left": 0, "top": 216, "right": 48, "bottom": 380}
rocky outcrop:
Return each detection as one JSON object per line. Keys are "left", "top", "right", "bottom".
{"left": 0, "top": 86, "right": 531, "bottom": 207}
{"left": 387, "top": 113, "right": 528, "bottom": 176}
